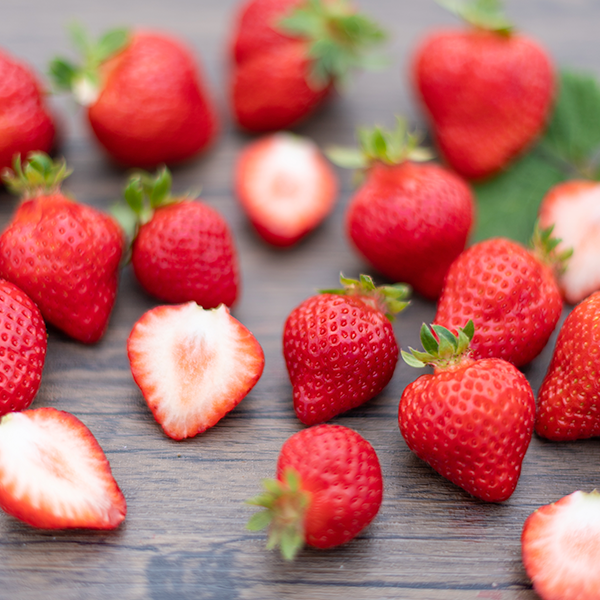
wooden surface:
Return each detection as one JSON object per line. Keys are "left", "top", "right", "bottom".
{"left": 2, "top": 1, "right": 600, "bottom": 599}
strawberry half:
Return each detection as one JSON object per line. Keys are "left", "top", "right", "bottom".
{"left": 235, "top": 132, "right": 338, "bottom": 247}
{"left": 127, "top": 302, "right": 265, "bottom": 440}
{"left": 0, "top": 407, "right": 126, "bottom": 529}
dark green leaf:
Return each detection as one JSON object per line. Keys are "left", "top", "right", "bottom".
{"left": 48, "top": 58, "right": 77, "bottom": 90}
{"left": 420, "top": 323, "right": 439, "bottom": 356}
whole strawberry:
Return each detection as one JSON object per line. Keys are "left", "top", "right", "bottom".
{"left": 328, "top": 118, "right": 474, "bottom": 299}
{"left": 117, "top": 167, "right": 238, "bottom": 309}
{"left": 283, "top": 274, "right": 408, "bottom": 425}
{"left": 247, "top": 423, "right": 383, "bottom": 560}
{"left": 230, "top": 0, "right": 385, "bottom": 132}
{"left": 0, "top": 153, "right": 124, "bottom": 344}
{"left": 536, "top": 291, "right": 600, "bottom": 441}
{"left": 50, "top": 25, "right": 218, "bottom": 168}
{"left": 399, "top": 321, "right": 535, "bottom": 502}
{"left": 434, "top": 228, "right": 566, "bottom": 367}
{"left": 413, "top": 0, "right": 554, "bottom": 179}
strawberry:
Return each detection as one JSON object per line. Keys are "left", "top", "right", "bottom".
{"left": 0, "top": 47, "right": 56, "bottom": 173}
{"left": 521, "top": 490, "right": 600, "bottom": 600}
{"left": 247, "top": 423, "right": 383, "bottom": 560}
{"left": 117, "top": 167, "right": 239, "bottom": 308}
{"left": 49, "top": 25, "right": 218, "bottom": 168}
{"left": 434, "top": 228, "right": 566, "bottom": 367}
{"left": 0, "top": 153, "right": 124, "bottom": 344}
{"left": 399, "top": 321, "right": 535, "bottom": 502}
{"left": 0, "top": 280, "right": 47, "bottom": 417}
{"left": 536, "top": 291, "right": 600, "bottom": 441}
{"left": 0, "top": 407, "right": 126, "bottom": 529}
{"left": 127, "top": 302, "right": 265, "bottom": 440}
{"left": 412, "top": 0, "right": 554, "bottom": 179}
{"left": 235, "top": 132, "right": 338, "bottom": 247}
{"left": 328, "top": 118, "right": 474, "bottom": 299}
{"left": 283, "top": 274, "right": 408, "bottom": 425}
{"left": 230, "top": 0, "right": 385, "bottom": 132}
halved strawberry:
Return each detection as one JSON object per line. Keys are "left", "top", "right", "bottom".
{"left": 127, "top": 302, "right": 265, "bottom": 440}
{"left": 235, "top": 132, "right": 337, "bottom": 247}
{"left": 0, "top": 407, "right": 126, "bottom": 529}
{"left": 522, "top": 490, "right": 600, "bottom": 600}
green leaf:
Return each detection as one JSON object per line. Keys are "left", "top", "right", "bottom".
{"left": 247, "top": 510, "right": 273, "bottom": 532}
{"left": 401, "top": 349, "right": 427, "bottom": 368}
{"left": 420, "top": 323, "right": 439, "bottom": 356}
{"left": 48, "top": 58, "right": 78, "bottom": 90}
{"left": 325, "top": 146, "right": 368, "bottom": 169}
{"left": 96, "top": 28, "right": 129, "bottom": 62}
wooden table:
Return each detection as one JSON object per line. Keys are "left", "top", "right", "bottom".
{"left": 2, "top": 1, "right": 599, "bottom": 598}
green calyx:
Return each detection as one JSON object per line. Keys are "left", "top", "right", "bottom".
{"left": 246, "top": 467, "right": 311, "bottom": 561}
{"left": 437, "top": 0, "right": 513, "bottom": 35}
{"left": 402, "top": 320, "right": 475, "bottom": 369}
{"left": 530, "top": 222, "right": 573, "bottom": 276}
{"left": 278, "top": 0, "right": 387, "bottom": 90}
{"left": 320, "top": 273, "right": 410, "bottom": 321}
{"left": 49, "top": 22, "right": 130, "bottom": 105}
{"left": 1, "top": 152, "right": 71, "bottom": 199}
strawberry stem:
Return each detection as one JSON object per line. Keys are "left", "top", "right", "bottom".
{"left": 437, "top": 0, "right": 513, "bottom": 35}
{"left": 530, "top": 222, "right": 573, "bottom": 276}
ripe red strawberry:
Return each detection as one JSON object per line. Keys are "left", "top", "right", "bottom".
{"left": 536, "top": 291, "right": 600, "bottom": 441}
{"left": 283, "top": 274, "right": 408, "bottom": 425}
{"left": 235, "top": 132, "right": 338, "bottom": 247}
{"left": 328, "top": 118, "right": 474, "bottom": 299}
{"left": 117, "top": 167, "right": 239, "bottom": 308}
{"left": 412, "top": 0, "right": 554, "bottom": 179}
{"left": 434, "top": 229, "right": 566, "bottom": 367}
{"left": 399, "top": 321, "right": 535, "bottom": 502}
{"left": 230, "top": 0, "right": 385, "bottom": 132}
{"left": 50, "top": 25, "right": 218, "bottom": 168}
{"left": 0, "top": 280, "right": 47, "bottom": 416}
{"left": 127, "top": 302, "right": 265, "bottom": 440}
{"left": 0, "top": 47, "right": 56, "bottom": 172}
{"left": 247, "top": 423, "right": 383, "bottom": 560}
{"left": 0, "top": 407, "right": 126, "bottom": 529}
{"left": 0, "top": 153, "right": 124, "bottom": 344}
{"left": 521, "top": 490, "right": 600, "bottom": 600}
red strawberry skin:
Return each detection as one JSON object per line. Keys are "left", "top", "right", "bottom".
{"left": 283, "top": 293, "right": 398, "bottom": 425}
{"left": 131, "top": 200, "right": 239, "bottom": 309}
{"left": 276, "top": 424, "right": 383, "bottom": 549}
{"left": 413, "top": 30, "right": 554, "bottom": 179}
{"left": 347, "top": 161, "right": 474, "bottom": 299}
{"left": 0, "top": 194, "right": 124, "bottom": 344}
{"left": 434, "top": 238, "right": 563, "bottom": 367}
{"left": 399, "top": 357, "right": 535, "bottom": 502}
{"left": 536, "top": 291, "right": 600, "bottom": 441}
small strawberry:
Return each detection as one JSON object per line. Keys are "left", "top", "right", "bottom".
{"left": 399, "top": 321, "right": 535, "bottom": 502}
{"left": 283, "top": 274, "right": 408, "bottom": 425}
{"left": 328, "top": 118, "right": 475, "bottom": 299}
{"left": 0, "top": 47, "right": 56, "bottom": 172}
{"left": 0, "top": 153, "right": 124, "bottom": 344}
{"left": 230, "top": 0, "right": 386, "bottom": 132}
{"left": 0, "top": 407, "right": 126, "bottom": 529}
{"left": 49, "top": 24, "right": 218, "bottom": 168}
{"left": 0, "top": 280, "right": 47, "bottom": 417}
{"left": 536, "top": 291, "right": 600, "bottom": 441}
{"left": 521, "top": 490, "right": 600, "bottom": 600}
{"left": 247, "top": 423, "right": 383, "bottom": 560}
{"left": 235, "top": 132, "right": 338, "bottom": 247}
{"left": 434, "top": 228, "right": 566, "bottom": 367}
{"left": 412, "top": 0, "right": 554, "bottom": 179}
{"left": 127, "top": 302, "right": 265, "bottom": 440}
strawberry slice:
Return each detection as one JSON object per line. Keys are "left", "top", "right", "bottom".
{"left": 127, "top": 302, "right": 265, "bottom": 440}
{"left": 235, "top": 132, "right": 337, "bottom": 247}
{"left": 522, "top": 490, "right": 600, "bottom": 600}
{"left": 0, "top": 407, "right": 126, "bottom": 529}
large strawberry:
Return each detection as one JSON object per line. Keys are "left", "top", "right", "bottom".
{"left": 328, "top": 118, "right": 474, "bottom": 299}
{"left": 0, "top": 153, "right": 124, "bottom": 344}
{"left": 412, "top": 0, "right": 554, "bottom": 179}
{"left": 247, "top": 423, "right": 383, "bottom": 560}
{"left": 399, "top": 321, "right": 535, "bottom": 502}
{"left": 230, "top": 0, "right": 385, "bottom": 132}
{"left": 49, "top": 25, "right": 218, "bottom": 168}
{"left": 283, "top": 274, "right": 408, "bottom": 425}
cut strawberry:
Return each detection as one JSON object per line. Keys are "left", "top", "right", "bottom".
{"left": 0, "top": 407, "right": 126, "bottom": 529}
{"left": 522, "top": 490, "right": 600, "bottom": 600}
{"left": 127, "top": 302, "right": 265, "bottom": 440}
{"left": 235, "top": 132, "right": 337, "bottom": 247}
